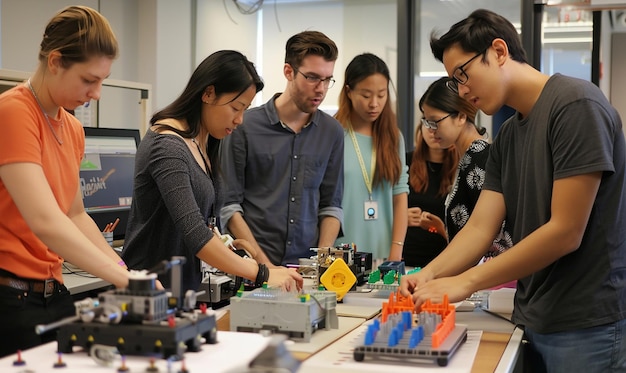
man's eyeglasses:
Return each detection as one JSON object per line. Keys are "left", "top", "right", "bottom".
{"left": 421, "top": 112, "right": 454, "bottom": 131}
{"left": 293, "top": 68, "right": 335, "bottom": 89}
{"left": 447, "top": 49, "right": 487, "bottom": 93}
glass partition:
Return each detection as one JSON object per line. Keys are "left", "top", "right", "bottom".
{"left": 414, "top": 1, "right": 595, "bottom": 141}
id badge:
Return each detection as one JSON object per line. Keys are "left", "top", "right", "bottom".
{"left": 364, "top": 200, "right": 378, "bottom": 220}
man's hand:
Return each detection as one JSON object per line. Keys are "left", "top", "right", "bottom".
{"left": 399, "top": 268, "right": 432, "bottom": 296}
{"left": 407, "top": 276, "right": 472, "bottom": 310}
{"left": 401, "top": 269, "right": 471, "bottom": 310}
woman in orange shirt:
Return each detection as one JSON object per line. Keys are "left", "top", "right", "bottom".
{"left": 0, "top": 6, "right": 130, "bottom": 356}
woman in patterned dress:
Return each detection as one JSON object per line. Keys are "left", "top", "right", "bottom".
{"left": 419, "top": 77, "right": 512, "bottom": 259}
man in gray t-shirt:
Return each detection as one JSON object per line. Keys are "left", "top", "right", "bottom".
{"left": 400, "top": 9, "right": 626, "bottom": 373}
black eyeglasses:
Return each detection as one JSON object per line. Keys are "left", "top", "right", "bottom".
{"left": 293, "top": 67, "right": 335, "bottom": 89}
{"left": 421, "top": 113, "right": 454, "bottom": 131}
{"left": 447, "top": 49, "right": 487, "bottom": 93}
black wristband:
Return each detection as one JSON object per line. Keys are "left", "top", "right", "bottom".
{"left": 254, "top": 263, "right": 269, "bottom": 288}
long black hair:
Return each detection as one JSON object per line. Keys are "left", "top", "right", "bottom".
{"left": 419, "top": 77, "right": 482, "bottom": 135}
{"left": 151, "top": 50, "right": 264, "bottom": 165}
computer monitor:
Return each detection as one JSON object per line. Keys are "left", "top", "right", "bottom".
{"left": 80, "top": 127, "right": 141, "bottom": 241}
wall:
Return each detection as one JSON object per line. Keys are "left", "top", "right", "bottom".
{"left": 1, "top": 1, "right": 624, "bottom": 133}
{"left": 0, "top": 0, "right": 397, "bottom": 118}
{"left": 0, "top": 0, "right": 193, "bottom": 130}
{"left": 195, "top": 0, "right": 396, "bottom": 114}
{"left": 0, "top": 0, "right": 141, "bottom": 82}
{"left": 148, "top": 0, "right": 193, "bottom": 112}
{"left": 195, "top": 1, "right": 261, "bottom": 105}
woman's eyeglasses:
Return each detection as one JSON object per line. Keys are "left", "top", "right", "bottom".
{"left": 421, "top": 112, "right": 454, "bottom": 130}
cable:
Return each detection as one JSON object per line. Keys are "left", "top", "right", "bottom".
{"left": 308, "top": 293, "right": 326, "bottom": 313}
{"left": 480, "top": 306, "right": 515, "bottom": 325}
{"left": 233, "top": 0, "right": 264, "bottom": 15}
{"left": 224, "top": 0, "right": 282, "bottom": 33}
{"left": 273, "top": 0, "right": 282, "bottom": 32}
{"left": 223, "top": 0, "right": 238, "bottom": 25}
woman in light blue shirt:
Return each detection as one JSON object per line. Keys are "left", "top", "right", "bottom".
{"left": 334, "top": 53, "right": 408, "bottom": 261}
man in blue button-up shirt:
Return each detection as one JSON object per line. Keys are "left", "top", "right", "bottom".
{"left": 220, "top": 31, "right": 344, "bottom": 266}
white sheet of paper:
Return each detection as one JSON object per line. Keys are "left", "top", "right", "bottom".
{"left": 299, "top": 324, "right": 482, "bottom": 373}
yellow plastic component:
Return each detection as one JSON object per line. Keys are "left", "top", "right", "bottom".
{"left": 319, "top": 258, "right": 356, "bottom": 301}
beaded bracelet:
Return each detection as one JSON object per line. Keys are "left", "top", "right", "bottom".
{"left": 254, "top": 263, "right": 269, "bottom": 287}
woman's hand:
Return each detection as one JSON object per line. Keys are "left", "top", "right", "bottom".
{"left": 155, "top": 279, "right": 165, "bottom": 290}
{"left": 409, "top": 208, "right": 441, "bottom": 229}
{"left": 267, "top": 267, "right": 303, "bottom": 291}
{"left": 409, "top": 208, "right": 445, "bottom": 234}
{"left": 407, "top": 207, "right": 424, "bottom": 227}
{"left": 420, "top": 212, "right": 446, "bottom": 238}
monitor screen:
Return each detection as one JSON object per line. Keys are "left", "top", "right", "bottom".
{"left": 80, "top": 127, "right": 141, "bottom": 241}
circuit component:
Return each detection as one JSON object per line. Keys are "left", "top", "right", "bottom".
{"left": 37, "top": 257, "right": 218, "bottom": 361}
{"left": 365, "top": 264, "right": 420, "bottom": 291}
{"left": 353, "top": 291, "right": 467, "bottom": 367}
{"left": 319, "top": 258, "right": 356, "bottom": 301}
{"left": 230, "top": 287, "right": 339, "bottom": 342}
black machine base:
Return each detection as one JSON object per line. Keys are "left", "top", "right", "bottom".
{"left": 56, "top": 312, "right": 217, "bottom": 360}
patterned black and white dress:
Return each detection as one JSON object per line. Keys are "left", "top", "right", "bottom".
{"left": 445, "top": 139, "right": 512, "bottom": 257}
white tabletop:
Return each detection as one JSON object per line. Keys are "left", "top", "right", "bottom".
{"left": 2, "top": 330, "right": 270, "bottom": 372}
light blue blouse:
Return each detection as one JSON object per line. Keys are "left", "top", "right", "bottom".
{"left": 335, "top": 130, "right": 408, "bottom": 259}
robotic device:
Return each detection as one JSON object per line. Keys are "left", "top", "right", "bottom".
{"left": 230, "top": 286, "right": 339, "bottom": 342}
{"left": 317, "top": 244, "right": 372, "bottom": 288}
{"left": 353, "top": 291, "right": 467, "bottom": 367}
{"left": 36, "top": 256, "right": 217, "bottom": 361}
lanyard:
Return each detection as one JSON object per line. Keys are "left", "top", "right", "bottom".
{"left": 348, "top": 125, "right": 376, "bottom": 199}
